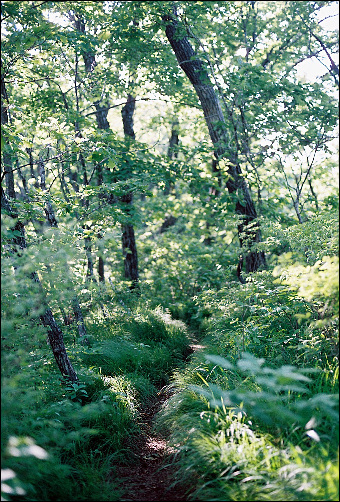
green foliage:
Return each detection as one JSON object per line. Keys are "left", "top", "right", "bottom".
{"left": 274, "top": 255, "right": 339, "bottom": 324}
{"left": 156, "top": 351, "right": 339, "bottom": 501}
{"left": 79, "top": 305, "right": 190, "bottom": 387}
{"left": 283, "top": 212, "right": 339, "bottom": 265}
{"left": 1, "top": 300, "right": 192, "bottom": 500}
{"left": 1, "top": 1, "right": 338, "bottom": 500}
{"left": 64, "top": 380, "right": 90, "bottom": 403}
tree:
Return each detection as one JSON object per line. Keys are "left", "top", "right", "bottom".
{"left": 162, "top": 7, "right": 266, "bottom": 275}
{"left": 120, "top": 94, "right": 140, "bottom": 290}
{"left": 1, "top": 187, "right": 78, "bottom": 382}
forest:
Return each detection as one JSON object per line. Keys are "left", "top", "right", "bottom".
{"left": 1, "top": 1, "right": 339, "bottom": 501}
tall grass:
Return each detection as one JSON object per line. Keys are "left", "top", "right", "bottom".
{"left": 1, "top": 302, "right": 191, "bottom": 501}
{"left": 154, "top": 272, "right": 339, "bottom": 501}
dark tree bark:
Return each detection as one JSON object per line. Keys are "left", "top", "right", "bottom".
{"left": 121, "top": 193, "right": 139, "bottom": 289}
{"left": 164, "top": 119, "right": 179, "bottom": 196}
{"left": 167, "top": 119, "right": 179, "bottom": 159}
{"left": 121, "top": 93, "right": 136, "bottom": 140}
{"left": 159, "top": 120, "right": 179, "bottom": 232}
{"left": 93, "top": 101, "right": 110, "bottom": 281}
{"left": 159, "top": 214, "right": 178, "bottom": 234}
{"left": 1, "top": 187, "right": 78, "bottom": 382}
{"left": 120, "top": 95, "right": 139, "bottom": 290}
{"left": 98, "top": 255, "right": 105, "bottom": 282}
{"left": 163, "top": 12, "right": 266, "bottom": 274}
{"left": 94, "top": 101, "right": 110, "bottom": 131}
{"left": 69, "top": 11, "right": 96, "bottom": 73}
{"left": 1, "top": 77, "right": 15, "bottom": 200}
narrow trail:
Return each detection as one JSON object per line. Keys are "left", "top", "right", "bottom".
{"left": 110, "top": 342, "right": 205, "bottom": 501}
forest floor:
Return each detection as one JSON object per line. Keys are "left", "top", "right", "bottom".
{"left": 110, "top": 343, "right": 205, "bottom": 501}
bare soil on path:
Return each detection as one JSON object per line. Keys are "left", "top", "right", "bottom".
{"left": 109, "top": 343, "right": 205, "bottom": 501}
{"left": 114, "top": 388, "right": 188, "bottom": 501}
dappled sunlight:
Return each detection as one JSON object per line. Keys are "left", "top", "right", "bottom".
{"left": 2, "top": 1, "right": 338, "bottom": 501}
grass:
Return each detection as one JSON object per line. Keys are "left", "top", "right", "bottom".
{"left": 1, "top": 303, "right": 192, "bottom": 501}
{"left": 1, "top": 270, "right": 338, "bottom": 501}
{"left": 153, "top": 273, "right": 339, "bottom": 501}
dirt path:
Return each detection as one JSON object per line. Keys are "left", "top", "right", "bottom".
{"left": 111, "top": 343, "right": 205, "bottom": 501}
{"left": 113, "top": 387, "right": 187, "bottom": 501}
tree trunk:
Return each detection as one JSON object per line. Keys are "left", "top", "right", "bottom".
{"left": 163, "top": 13, "right": 266, "bottom": 274}
{"left": 98, "top": 255, "right": 105, "bottom": 282}
{"left": 85, "top": 233, "right": 96, "bottom": 281}
{"left": 73, "top": 14, "right": 139, "bottom": 289}
{"left": 164, "top": 119, "right": 179, "bottom": 196}
{"left": 121, "top": 94, "right": 140, "bottom": 291}
{"left": 94, "top": 101, "right": 110, "bottom": 131}
{"left": 1, "top": 188, "right": 78, "bottom": 382}
{"left": 37, "top": 155, "right": 88, "bottom": 340}
{"left": 159, "top": 120, "right": 179, "bottom": 232}
{"left": 93, "top": 102, "right": 110, "bottom": 280}
{"left": 121, "top": 194, "right": 139, "bottom": 289}
{"left": 1, "top": 77, "right": 16, "bottom": 200}
{"left": 74, "top": 16, "right": 112, "bottom": 283}
{"left": 121, "top": 94, "right": 136, "bottom": 140}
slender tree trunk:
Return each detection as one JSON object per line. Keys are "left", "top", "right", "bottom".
{"left": 121, "top": 93, "right": 136, "bottom": 140}
{"left": 121, "top": 94, "right": 139, "bottom": 290}
{"left": 160, "top": 119, "right": 179, "bottom": 232}
{"left": 308, "top": 177, "right": 319, "bottom": 211}
{"left": 84, "top": 233, "right": 96, "bottom": 281}
{"left": 93, "top": 102, "right": 110, "bottom": 282}
{"left": 163, "top": 12, "right": 266, "bottom": 274}
{"left": 1, "top": 77, "right": 15, "bottom": 200}
{"left": 37, "top": 155, "right": 88, "bottom": 340}
{"left": 3, "top": 43, "right": 85, "bottom": 349}
{"left": 98, "top": 256, "right": 105, "bottom": 282}
{"left": 121, "top": 193, "right": 139, "bottom": 289}
{"left": 73, "top": 14, "right": 139, "bottom": 289}
{"left": 164, "top": 118, "right": 178, "bottom": 192}
{"left": 73, "top": 14, "right": 112, "bottom": 283}
{"left": 1, "top": 188, "right": 78, "bottom": 382}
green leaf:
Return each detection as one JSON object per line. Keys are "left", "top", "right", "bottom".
{"left": 205, "top": 354, "right": 234, "bottom": 370}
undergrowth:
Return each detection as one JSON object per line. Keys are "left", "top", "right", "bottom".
{"left": 154, "top": 271, "right": 339, "bottom": 501}
{"left": 1, "top": 303, "right": 191, "bottom": 501}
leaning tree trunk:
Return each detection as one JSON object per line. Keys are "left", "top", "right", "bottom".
{"left": 37, "top": 156, "right": 88, "bottom": 340}
{"left": 163, "top": 12, "right": 266, "bottom": 275}
{"left": 1, "top": 188, "right": 78, "bottom": 382}
{"left": 120, "top": 94, "right": 139, "bottom": 290}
